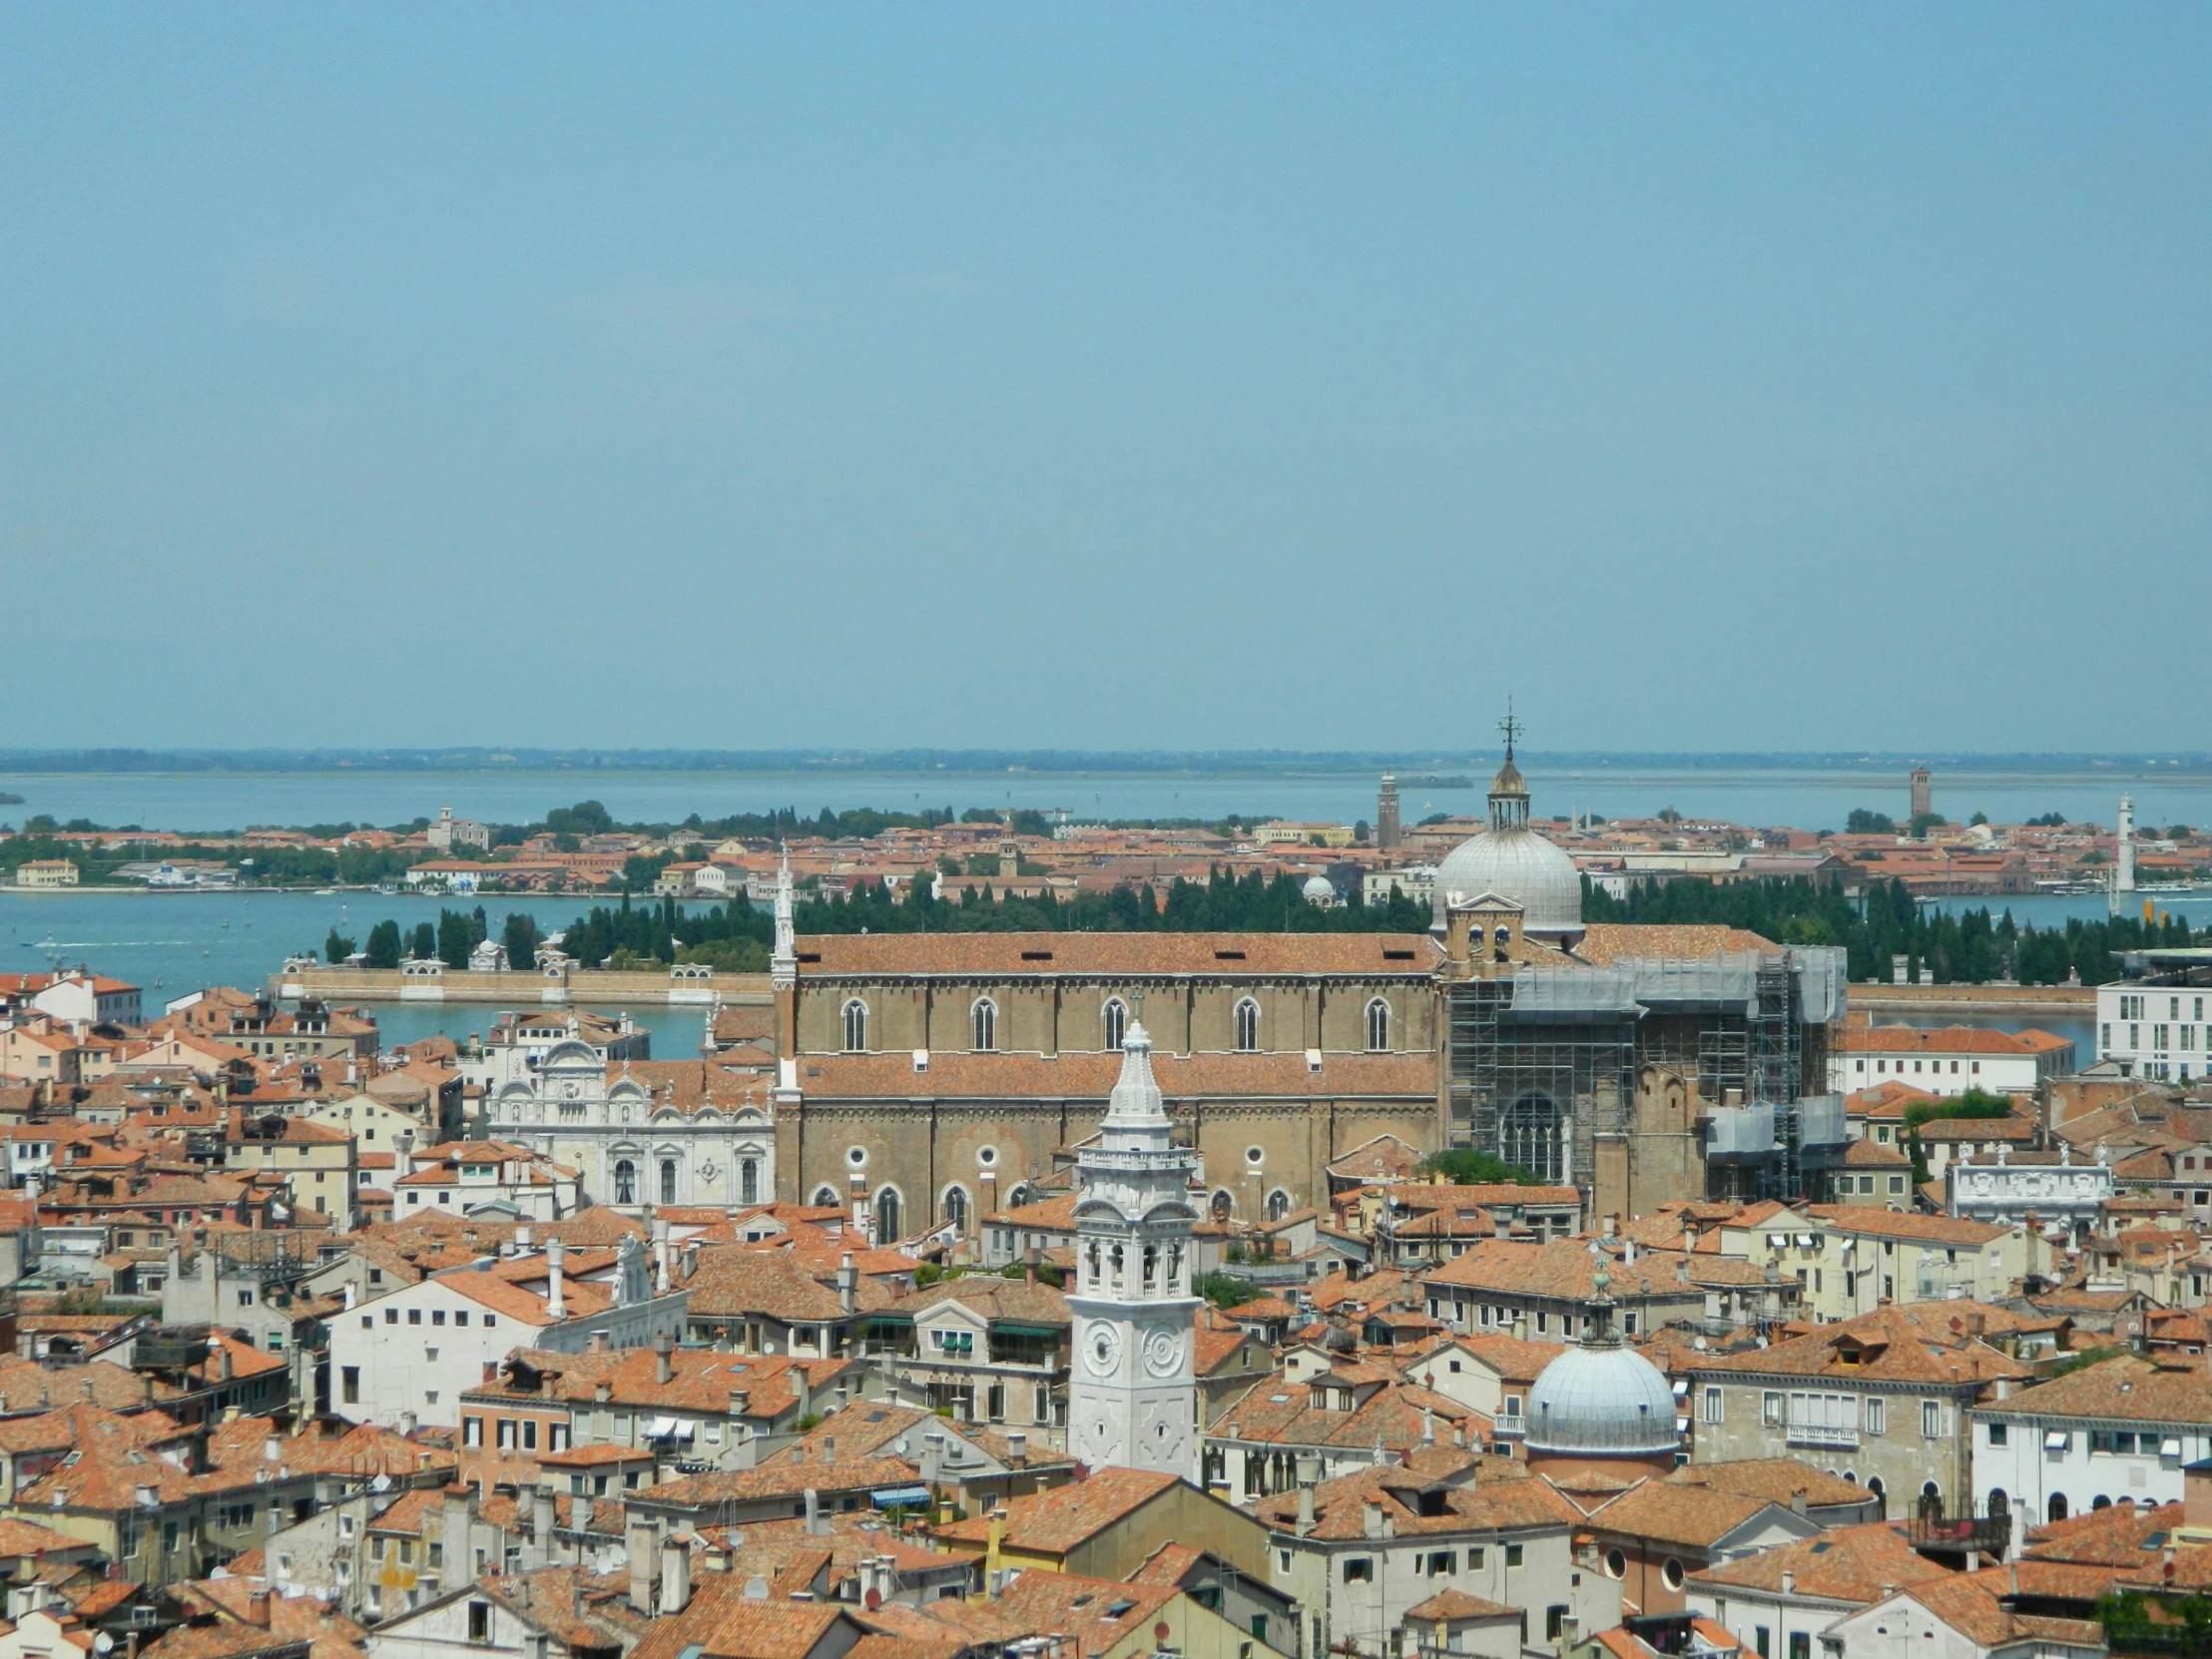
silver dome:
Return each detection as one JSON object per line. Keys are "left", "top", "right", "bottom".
{"left": 1301, "top": 874, "right": 1337, "bottom": 900}
{"left": 1523, "top": 1343, "right": 1680, "bottom": 1458}
{"left": 1431, "top": 828, "right": 1583, "bottom": 941}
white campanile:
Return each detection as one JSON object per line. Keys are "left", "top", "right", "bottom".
{"left": 1068, "top": 1021, "right": 1199, "bottom": 1480}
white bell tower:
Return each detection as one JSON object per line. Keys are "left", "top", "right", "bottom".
{"left": 1068, "top": 1021, "right": 1200, "bottom": 1481}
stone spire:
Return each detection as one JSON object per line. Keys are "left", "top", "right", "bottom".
{"left": 1100, "top": 1022, "right": 1172, "bottom": 1149}
{"left": 770, "top": 844, "right": 797, "bottom": 990}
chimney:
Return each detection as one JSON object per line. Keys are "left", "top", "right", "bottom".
{"left": 1791, "top": 1488, "right": 1808, "bottom": 1517}
{"left": 796, "top": 1367, "right": 813, "bottom": 1422}
{"left": 483, "top": 1361, "right": 499, "bottom": 1386}
{"left": 546, "top": 1237, "right": 567, "bottom": 1320}
{"left": 515, "top": 1224, "right": 534, "bottom": 1254}
{"left": 213, "top": 1341, "right": 233, "bottom": 1383}
{"left": 654, "top": 1331, "right": 675, "bottom": 1386}
{"left": 661, "top": 1539, "right": 691, "bottom": 1613}
{"left": 654, "top": 1217, "right": 673, "bottom": 1296}
{"left": 1025, "top": 1246, "right": 1039, "bottom": 1285}
{"left": 264, "top": 1436, "right": 280, "bottom": 1463}
{"left": 921, "top": 1430, "right": 945, "bottom": 1487}
{"left": 1006, "top": 1431, "right": 1027, "bottom": 1466}
{"left": 401, "top": 1410, "right": 417, "bottom": 1437}
{"left": 837, "top": 1252, "right": 857, "bottom": 1318}
{"left": 246, "top": 1591, "right": 271, "bottom": 1627}
{"left": 805, "top": 1486, "right": 826, "bottom": 1536}
{"left": 1296, "top": 1485, "right": 1315, "bottom": 1537}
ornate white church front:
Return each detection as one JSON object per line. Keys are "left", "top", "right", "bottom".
{"left": 1067, "top": 1021, "right": 1200, "bottom": 1481}
{"left": 486, "top": 1038, "right": 775, "bottom": 1214}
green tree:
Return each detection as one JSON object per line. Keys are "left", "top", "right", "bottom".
{"left": 364, "top": 920, "right": 404, "bottom": 970}
{"left": 436, "top": 907, "right": 482, "bottom": 968}
{"left": 1354, "top": 820, "right": 1371, "bottom": 843}
{"left": 1196, "top": 1272, "right": 1257, "bottom": 1309}
{"left": 1846, "top": 809, "right": 1897, "bottom": 834}
{"left": 410, "top": 921, "right": 436, "bottom": 960}
{"left": 502, "top": 912, "right": 541, "bottom": 971}
{"left": 1909, "top": 811, "right": 1945, "bottom": 837}
{"left": 1418, "top": 1149, "right": 1538, "bottom": 1185}
{"left": 545, "top": 801, "right": 614, "bottom": 837}
{"left": 323, "top": 928, "right": 356, "bottom": 963}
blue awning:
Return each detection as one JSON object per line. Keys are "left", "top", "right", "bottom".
{"left": 871, "top": 1485, "right": 932, "bottom": 1509}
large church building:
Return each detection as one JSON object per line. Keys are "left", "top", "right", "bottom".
{"left": 767, "top": 749, "right": 1850, "bottom": 1245}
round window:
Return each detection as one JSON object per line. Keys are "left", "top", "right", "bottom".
{"left": 846, "top": 1146, "right": 867, "bottom": 1168}
{"left": 1245, "top": 1146, "right": 1265, "bottom": 1166}
{"left": 1661, "top": 1558, "right": 1684, "bottom": 1592}
{"left": 976, "top": 1146, "right": 998, "bottom": 1167}
{"left": 1605, "top": 1549, "right": 1626, "bottom": 1579}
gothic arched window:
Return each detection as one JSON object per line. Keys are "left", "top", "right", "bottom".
{"left": 874, "top": 1186, "right": 901, "bottom": 1243}
{"left": 812, "top": 1185, "right": 838, "bottom": 1208}
{"left": 613, "top": 1159, "right": 637, "bottom": 1205}
{"left": 842, "top": 999, "right": 868, "bottom": 1053}
{"left": 1366, "top": 997, "right": 1390, "bottom": 1052}
{"left": 942, "top": 1185, "right": 969, "bottom": 1233}
{"left": 971, "top": 998, "right": 997, "bottom": 1052}
{"left": 740, "top": 1158, "right": 760, "bottom": 1206}
{"left": 1501, "top": 1092, "right": 1562, "bottom": 1184}
{"left": 1267, "top": 1188, "right": 1292, "bottom": 1222}
{"left": 660, "top": 1159, "right": 678, "bottom": 1205}
{"left": 1103, "top": 998, "right": 1129, "bottom": 1052}
{"left": 1233, "top": 998, "right": 1260, "bottom": 1053}
{"left": 1210, "top": 1190, "right": 1233, "bottom": 1222}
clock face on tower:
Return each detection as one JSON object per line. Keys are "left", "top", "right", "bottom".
{"left": 1085, "top": 1324, "right": 1123, "bottom": 1377}
{"left": 1143, "top": 1328, "right": 1186, "bottom": 1379}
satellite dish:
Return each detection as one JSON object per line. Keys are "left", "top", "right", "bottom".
{"left": 95, "top": 1637, "right": 114, "bottom": 1653}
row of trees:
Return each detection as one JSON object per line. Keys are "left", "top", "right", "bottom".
{"left": 325, "top": 907, "right": 492, "bottom": 970}
{"left": 1582, "top": 873, "right": 2203, "bottom": 985}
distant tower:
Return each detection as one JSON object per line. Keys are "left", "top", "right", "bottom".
{"left": 2117, "top": 795, "right": 2137, "bottom": 894}
{"left": 1377, "top": 774, "right": 1401, "bottom": 849}
{"left": 1910, "top": 767, "right": 1933, "bottom": 829}
{"left": 1068, "top": 1022, "right": 1199, "bottom": 1481}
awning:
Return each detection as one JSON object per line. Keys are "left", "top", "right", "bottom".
{"left": 2045, "top": 1430, "right": 2070, "bottom": 1450}
{"left": 1795, "top": 1235, "right": 1815, "bottom": 1248}
{"left": 871, "top": 1485, "right": 932, "bottom": 1509}
{"left": 2164, "top": 1438, "right": 2184, "bottom": 1458}
{"left": 1671, "top": 1380, "right": 1689, "bottom": 1397}
{"left": 1676, "top": 1416, "right": 1691, "bottom": 1432}
{"left": 646, "top": 1416, "right": 694, "bottom": 1440}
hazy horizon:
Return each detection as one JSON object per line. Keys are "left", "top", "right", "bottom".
{"left": 6, "top": 7, "right": 2208, "bottom": 754}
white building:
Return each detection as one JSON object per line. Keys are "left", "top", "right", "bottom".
{"left": 391, "top": 1141, "right": 586, "bottom": 1221}
{"left": 1067, "top": 1020, "right": 1201, "bottom": 1481}
{"left": 328, "top": 1235, "right": 688, "bottom": 1428}
{"left": 1946, "top": 1147, "right": 2111, "bottom": 1235}
{"left": 425, "top": 807, "right": 492, "bottom": 853}
{"left": 12, "top": 968, "right": 142, "bottom": 1026}
{"left": 1967, "top": 1352, "right": 2212, "bottom": 1526}
{"left": 1363, "top": 866, "right": 1436, "bottom": 909}
{"left": 1826, "top": 1025, "right": 2074, "bottom": 1098}
{"left": 2096, "top": 972, "right": 2212, "bottom": 1082}
{"left": 477, "top": 1039, "right": 774, "bottom": 1213}
{"left": 1823, "top": 1581, "right": 2102, "bottom": 1659}
{"left": 459, "top": 1010, "right": 652, "bottom": 1092}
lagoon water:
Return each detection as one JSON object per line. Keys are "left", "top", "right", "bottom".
{"left": 4, "top": 764, "right": 2212, "bottom": 838}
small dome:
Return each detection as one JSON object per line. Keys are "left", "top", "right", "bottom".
{"left": 1524, "top": 1342, "right": 1679, "bottom": 1459}
{"left": 1302, "top": 874, "right": 1337, "bottom": 901}
{"left": 1431, "top": 830, "right": 1583, "bottom": 940}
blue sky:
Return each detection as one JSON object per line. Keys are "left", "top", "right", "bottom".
{"left": 4, "top": 7, "right": 2207, "bottom": 754}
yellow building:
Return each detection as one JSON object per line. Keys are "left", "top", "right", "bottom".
{"left": 12, "top": 860, "right": 78, "bottom": 888}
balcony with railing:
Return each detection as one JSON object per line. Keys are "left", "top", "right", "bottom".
{"left": 1784, "top": 1419, "right": 1860, "bottom": 1449}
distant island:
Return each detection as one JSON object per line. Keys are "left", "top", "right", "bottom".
{"left": 0, "top": 792, "right": 21, "bottom": 805}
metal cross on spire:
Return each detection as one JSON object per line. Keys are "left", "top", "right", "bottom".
{"left": 1497, "top": 698, "right": 1521, "bottom": 761}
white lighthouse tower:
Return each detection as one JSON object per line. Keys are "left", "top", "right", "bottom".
{"left": 2111, "top": 795, "right": 2137, "bottom": 915}
{"left": 1067, "top": 1022, "right": 1200, "bottom": 1481}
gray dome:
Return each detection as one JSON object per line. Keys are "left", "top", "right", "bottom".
{"left": 1302, "top": 874, "right": 1337, "bottom": 901}
{"left": 1431, "top": 828, "right": 1583, "bottom": 941}
{"left": 1524, "top": 1342, "right": 1680, "bottom": 1458}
